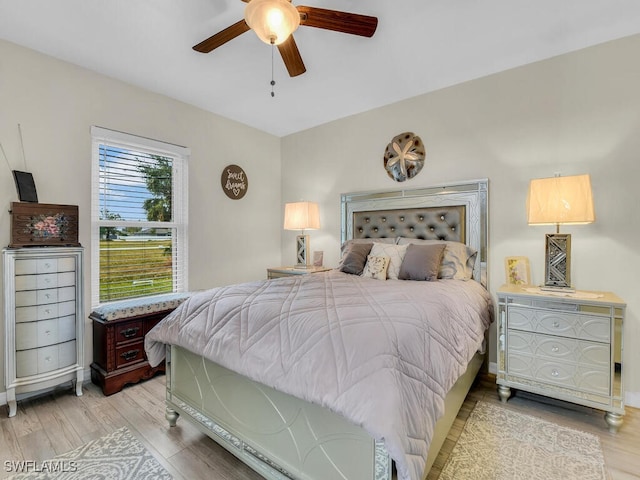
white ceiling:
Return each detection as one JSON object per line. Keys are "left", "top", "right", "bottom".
{"left": 2, "top": 0, "right": 640, "bottom": 137}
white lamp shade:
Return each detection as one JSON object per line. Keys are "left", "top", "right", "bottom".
{"left": 284, "top": 201, "right": 320, "bottom": 230}
{"left": 244, "top": 0, "right": 300, "bottom": 46}
{"left": 527, "top": 174, "right": 595, "bottom": 225}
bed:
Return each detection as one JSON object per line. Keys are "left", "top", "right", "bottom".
{"left": 145, "top": 179, "right": 492, "bottom": 480}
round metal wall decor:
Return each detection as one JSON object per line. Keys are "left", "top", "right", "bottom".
{"left": 221, "top": 164, "right": 248, "bottom": 200}
{"left": 383, "top": 132, "right": 425, "bottom": 182}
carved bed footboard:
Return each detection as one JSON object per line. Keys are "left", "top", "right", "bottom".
{"left": 165, "top": 345, "right": 392, "bottom": 480}
{"left": 165, "top": 345, "right": 485, "bottom": 480}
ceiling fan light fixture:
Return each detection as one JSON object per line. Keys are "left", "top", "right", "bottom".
{"left": 244, "top": 0, "right": 300, "bottom": 45}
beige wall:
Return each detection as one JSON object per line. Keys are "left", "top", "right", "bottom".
{"left": 2, "top": 34, "right": 639, "bottom": 408}
{"left": 0, "top": 40, "right": 282, "bottom": 396}
{"left": 281, "top": 34, "right": 640, "bottom": 405}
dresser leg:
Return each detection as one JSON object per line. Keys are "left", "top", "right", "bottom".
{"left": 166, "top": 407, "right": 180, "bottom": 427}
{"left": 604, "top": 412, "right": 623, "bottom": 433}
{"left": 75, "top": 370, "right": 84, "bottom": 396}
{"left": 7, "top": 388, "right": 16, "bottom": 417}
{"left": 497, "top": 385, "right": 512, "bottom": 403}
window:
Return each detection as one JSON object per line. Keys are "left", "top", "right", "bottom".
{"left": 91, "top": 127, "right": 189, "bottom": 306}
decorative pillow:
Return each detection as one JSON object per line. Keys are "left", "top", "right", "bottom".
{"left": 369, "top": 242, "right": 408, "bottom": 280}
{"left": 338, "top": 242, "right": 373, "bottom": 275}
{"left": 398, "top": 243, "right": 447, "bottom": 281}
{"left": 340, "top": 237, "right": 396, "bottom": 256}
{"left": 396, "top": 238, "right": 477, "bottom": 280}
{"left": 361, "top": 255, "right": 390, "bottom": 280}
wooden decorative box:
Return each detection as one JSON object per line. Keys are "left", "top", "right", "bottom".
{"left": 9, "top": 202, "right": 80, "bottom": 248}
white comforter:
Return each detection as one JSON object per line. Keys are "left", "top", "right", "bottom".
{"left": 145, "top": 270, "right": 493, "bottom": 480}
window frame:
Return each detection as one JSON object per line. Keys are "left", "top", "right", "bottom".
{"left": 90, "top": 126, "right": 189, "bottom": 307}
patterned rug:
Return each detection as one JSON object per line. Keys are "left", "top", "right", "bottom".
{"left": 8, "top": 427, "right": 172, "bottom": 479}
{"left": 440, "top": 401, "right": 607, "bottom": 480}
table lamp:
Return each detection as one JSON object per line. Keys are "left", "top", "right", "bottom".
{"left": 284, "top": 201, "right": 320, "bottom": 268}
{"left": 526, "top": 174, "right": 595, "bottom": 290}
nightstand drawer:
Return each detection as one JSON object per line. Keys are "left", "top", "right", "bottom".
{"left": 508, "top": 305, "right": 610, "bottom": 342}
{"left": 116, "top": 341, "right": 145, "bottom": 368}
{"left": 507, "top": 352, "right": 610, "bottom": 395}
{"left": 507, "top": 331, "right": 610, "bottom": 366}
{"left": 115, "top": 321, "right": 144, "bottom": 344}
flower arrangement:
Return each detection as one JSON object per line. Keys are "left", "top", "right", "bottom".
{"left": 25, "top": 213, "right": 70, "bottom": 239}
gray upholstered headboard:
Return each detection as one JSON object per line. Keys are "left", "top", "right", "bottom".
{"left": 352, "top": 206, "right": 466, "bottom": 242}
{"left": 341, "top": 180, "right": 488, "bottom": 286}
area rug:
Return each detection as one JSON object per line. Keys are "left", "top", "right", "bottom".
{"left": 7, "top": 426, "right": 172, "bottom": 479}
{"left": 440, "top": 401, "right": 607, "bottom": 480}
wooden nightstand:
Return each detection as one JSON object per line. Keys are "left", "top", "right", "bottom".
{"left": 496, "top": 284, "right": 625, "bottom": 432}
{"left": 89, "top": 293, "right": 190, "bottom": 395}
{"left": 267, "top": 266, "right": 332, "bottom": 279}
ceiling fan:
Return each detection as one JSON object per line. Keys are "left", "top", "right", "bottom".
{"left": 193, "top": 0, "right": 378, "bottom": 77}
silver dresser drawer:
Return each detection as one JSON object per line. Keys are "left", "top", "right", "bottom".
{"left": 15, "top": 340, "right": 77, "bottom": 377}
{"left": 507, "top": 351, "right": 610, "bottom": 395}
{"left": 15, "top": 299, "right": 76, "bottom": 323}
{"left": 507, "top": 330, "right": 610, "bottom": 366}
{"left": 508, "top": 305, "right": 610, "bottom": 343}
{"left": 15, "top": 271, "right": 76, "bottom": 291}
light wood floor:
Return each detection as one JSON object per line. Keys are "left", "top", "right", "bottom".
{"left": 1, "top": 373, "right": 639, "bottom": 479}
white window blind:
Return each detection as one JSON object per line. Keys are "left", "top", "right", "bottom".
{"left": 91, "top": 126, "right": 189, "bottom": 307}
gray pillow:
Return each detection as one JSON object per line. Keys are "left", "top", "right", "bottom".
{"left": 397, "top": 238, "right": 477, "bottom": 280}
{"left": 398, "top": 243, "right": 446, "bottom": 281}
{"left": 339, "top": 242, "right": 373, "bottom": 275}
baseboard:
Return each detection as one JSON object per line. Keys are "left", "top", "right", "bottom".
{"left": 488, "top": 361, "right": 497, "bottom": 375}
{"left": 625, "top": 391, "right": 640, "bottom": 409}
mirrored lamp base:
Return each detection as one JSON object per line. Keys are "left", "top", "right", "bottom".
{"left": 295, "top": 234, "right": 311, "bottom": 268}
{"left": 544, "top": 233, "right": 572, "bottom": 289}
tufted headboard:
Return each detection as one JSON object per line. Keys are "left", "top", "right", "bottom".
{"left": 341, "top": 180, "right": 488, "bottom": 286}
{"left": 352, "top": 206, "right": 466, "bottom": 242}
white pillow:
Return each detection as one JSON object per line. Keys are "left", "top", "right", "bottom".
{"left": 361, "top": 255, "right": 390, "bottom": 281}
{"left": 369, "top": 242, "right": 408, "bottom": 280}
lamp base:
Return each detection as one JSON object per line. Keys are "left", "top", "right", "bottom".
{"left": 544, "top": 233, "right": 572, "bottom": 289}
{"left": 295, "top": 234, "right": 310, "bottom": 267}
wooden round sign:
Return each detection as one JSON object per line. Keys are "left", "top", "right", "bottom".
{"left": 221, "top": 164, "right": 248, "bottom": 200}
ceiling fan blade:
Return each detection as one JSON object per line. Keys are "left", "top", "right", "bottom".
{"left": 278, "top": 36, "right": 306, "bottom": 77}
{"left": 297, "top": 6, "right": 378, "bottom": 37}
{"left": 193, "top": 19, "right": 250, "bottom": 53}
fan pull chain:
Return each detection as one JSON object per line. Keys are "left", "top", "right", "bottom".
{"left": 270, "top": 42, "right": 276, "bottom": 97}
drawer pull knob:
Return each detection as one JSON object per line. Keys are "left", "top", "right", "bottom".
{"left": 45, "top": 356, "right": 51, "bottom": 362}
{"left": 45, "top": 278, "right": 51, "bottom": 283}
{"left": 552, "top": 346, "right": 559, "bottom": 353}
{"left": 551, "top": 369, "right": 559, "bottom": 377}
{"left": 553, "top": 321, "right": 560, "bottom": 328}
{"left": 45, "top": 294, "right": 51, "bottom": 299}
{"left": 45, "top": 330, "right": 51, "bottom": 335}
{"left": 44, "top": 309, "right": 51, "bottom": 314}
{"left": 121, "top": 327, "right": 140, "bottom": 338}
{"left": 120, "top": 350, "right": 140, "bottom": 361}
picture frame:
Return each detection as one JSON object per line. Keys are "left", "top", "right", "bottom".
{"left": 505, "top": 256, "right": 531, "bottom": 286}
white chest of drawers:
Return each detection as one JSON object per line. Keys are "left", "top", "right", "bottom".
{"left": 3, "top": 247, "right": 84, "bottom": 417}
{"left": 496, "top": 284, "right": 625, "bottom": 432}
